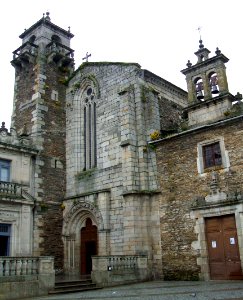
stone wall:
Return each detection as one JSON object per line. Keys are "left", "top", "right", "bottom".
{"left": 12, "top": 63, "right": 36, "bottom": 135}
{"left": 0, "top": 256, "right": 55, "bottom": 300}
{"left": 12, "top": 57, "right": 67, "bottom": 270}
{"left": 64, "top": 62, "right": 187, "bottom": 277}
{"left": 34, "top": 62, "right": 67, "bottom": 270}
{"left": 155, "top": 117, "right": 243, "bottom": 280}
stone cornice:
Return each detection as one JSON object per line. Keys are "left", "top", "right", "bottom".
{"left": 65, "top": 188, "right": 111, "bottom": 200}
{"left": 183, "top": 92, "right": 235, "bottom": 113}
{"left": 19, "top": 18, "right": 74, "bottom": 39}
{"left": 0, "top": 141, "right": 38, "bottom": 155}
{"left": 122, "top": 190, "right": 161, "bottom": 196}
{"left": 150, "top": 114, "right": 243, "bottom": 145}
{"left": 181, "top": 53, "right": 229, "bottom": 75}
{"left": 143, "top": 69, "right": 187, "bottom": 98}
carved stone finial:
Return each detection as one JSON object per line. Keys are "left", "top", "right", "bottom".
{"left": 186, "top": 60, "right": 192, "bottom": 68}
{"left": 199, "top": 39, "right": 204, "bottom": 49}
{"left": 45, "top": 11, "right": 51, "bottom": 22}
{"left": 215, "top": 47, "right": 221, "bottom": 55}
{"left": 0, "top": 122, "right": 8, "bottom": 135}
{"left": 235, "top": 92, "right": 242, "bottom": 101}
{"left": 210, "top": 171, "right": 219, "bottom": 194}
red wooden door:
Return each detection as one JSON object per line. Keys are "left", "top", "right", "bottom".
{"left": 205, "top": 215, "right": 243, "bottom": 280}
{"left": 80, "top": 218, "right": 98, "bottom": 275}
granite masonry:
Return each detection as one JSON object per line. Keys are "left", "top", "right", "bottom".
{"left": 152, "top": 41, "right": 243, "bottom": 280}
{"left": 0, "top": 13, "right": 243, "bottom": 297}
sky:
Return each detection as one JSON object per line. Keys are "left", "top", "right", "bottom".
{"left": 0, "top": 0, "right": 242, "bottom": 129}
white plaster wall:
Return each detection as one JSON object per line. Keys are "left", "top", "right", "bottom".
{"left": 0, "top": 202, "right": 33, "bottom": 256}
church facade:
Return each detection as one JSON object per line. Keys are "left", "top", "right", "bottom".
{"left": 0, "top": 13, "right": 242, "bottom": 287}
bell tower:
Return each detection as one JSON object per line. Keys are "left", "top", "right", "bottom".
{"left": 11, "top": 12, "right": 74, "bottom": 270}
{"left": 181, "top": 39, "right": 235, "bottom": 127}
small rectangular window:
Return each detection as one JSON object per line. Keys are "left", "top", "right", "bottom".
{"left": 203, "top": 142, "right": 222, "bottom": 168}
{"left": 0, "top": 159, "right": 10, "bottom": 182}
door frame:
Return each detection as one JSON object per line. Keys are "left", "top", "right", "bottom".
{"left": 191, "top": 205, "right": 243, "bottom": 280}
{"left": 205, "top": 214, "right": 242, "bottom": 279}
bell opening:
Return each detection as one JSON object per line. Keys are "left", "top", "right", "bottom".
{"left": 197, "top": 91, "right": 204, "bottom": 100}
{"left": 211, "top": 85, "right": 219, "bottom": 94}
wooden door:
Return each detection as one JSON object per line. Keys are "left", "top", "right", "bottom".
{"left": 80, "top": 218, "right": 98, "bottom": 275}
{"left": 205, "top": 215, "right": 243, "bottom": 280}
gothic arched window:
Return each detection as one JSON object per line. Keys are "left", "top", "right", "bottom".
{"left": 82, "top": 86, "right": 97, "bottom": 170}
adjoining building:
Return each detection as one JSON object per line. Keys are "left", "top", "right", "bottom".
{"left": 0, "top": 122, "right": 38, "bottom": 257}
{"left": 152, "top": 40, "right": 243, "bottom": 280}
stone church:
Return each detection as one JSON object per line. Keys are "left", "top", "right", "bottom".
{"left": 0, "top": 12, "right": 242, "bottom": 290}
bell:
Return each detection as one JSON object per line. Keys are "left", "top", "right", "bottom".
{"left": 211, "top": 84, "right": 219, "bottom": 94}
{"left": 197, "top": 90, "right": 204, "bottom": 100}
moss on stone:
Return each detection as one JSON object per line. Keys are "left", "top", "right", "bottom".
{"left": 75, "top": 168, "right": 96, "bottom": 180}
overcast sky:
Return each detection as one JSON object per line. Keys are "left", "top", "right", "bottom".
{"left": 0, "top": 0, "right": 242, "bottom": 129}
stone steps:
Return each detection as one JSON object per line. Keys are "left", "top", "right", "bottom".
{"left": 49, "top": 278, "right": 102, "bottom": 294}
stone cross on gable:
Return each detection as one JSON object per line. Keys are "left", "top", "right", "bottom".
{"left": 82, "top": 52, "right": 91, "bottom": 62}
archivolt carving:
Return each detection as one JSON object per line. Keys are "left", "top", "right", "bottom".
{"left": 74, "top": 74, "right": 100, "bottom": 99}
{"left": 63, "top": 201, "right": 104, "bottom": 235}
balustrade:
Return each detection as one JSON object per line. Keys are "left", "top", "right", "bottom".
{"left": 12, "top": 41, "right": 38, "bottom": 59}
{"left": 45, "top": 41, "right": 74, "bottom": 59}
{"left": 0, "top": 257, "right": 39, "bottom": 276}
{"left": 108, "top": 256, "right": 138, "bottom": 270}
{"left": 0, "top": 181, "right": 22, "bottom": 196}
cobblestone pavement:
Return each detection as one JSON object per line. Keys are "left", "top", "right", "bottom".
{"left": 23, "top": 280, "right": 243, "bottom": 300}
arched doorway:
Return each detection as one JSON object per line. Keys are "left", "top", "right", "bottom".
{"left": 80, "top": 218, "right": 98, "bottom": 275}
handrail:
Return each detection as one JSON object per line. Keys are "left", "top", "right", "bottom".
{"left": 0, "top": 256, "right": 54, "bottom": 277}
{"left": 0, "top": 181, "right": 22, "bottom": 196}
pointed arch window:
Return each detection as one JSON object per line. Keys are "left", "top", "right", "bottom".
{"left": 82, "top": 86, "right": 97, "bottom": 170}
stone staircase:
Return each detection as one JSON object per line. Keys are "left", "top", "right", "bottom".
{"left": 49, "top": 275, "right": 102, "bottom": 294}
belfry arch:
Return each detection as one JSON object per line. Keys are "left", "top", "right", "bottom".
{"left": 62, "top": 201, "right": 104, "bottom": 275}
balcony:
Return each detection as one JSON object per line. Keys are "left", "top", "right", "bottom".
{"left": 0, "top": 181, "right": 22, "bottom": 196}
{"left": 0, "top": 181, "right": 33, "bottom": 201}
{"left": 11, "top": 41, "right": 38, "bottom": 68}
{"left": 46, "top": 41, "right": 74, "bottom": 68}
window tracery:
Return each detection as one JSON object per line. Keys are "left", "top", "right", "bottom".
{"left": 82, "top": 86, "right": 97, "bottom": 170}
